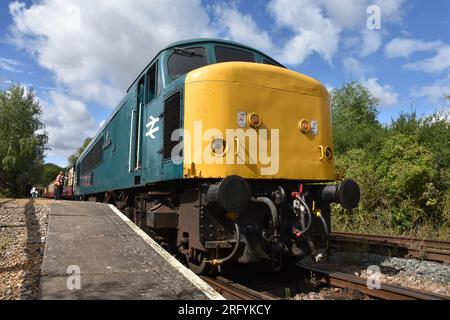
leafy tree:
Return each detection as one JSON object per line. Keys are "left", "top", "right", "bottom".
{"left": 68, "top": 137, "right": 92, "bottom": 167}
{"left": 331, "top": 82, "right": 384, "bottom": 155}
{"left": 0, "top": 85, "right": 48, "bottom": 196}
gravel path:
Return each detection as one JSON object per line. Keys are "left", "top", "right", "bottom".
{"left": 300, "top": 250, "right": 450, "bottom": 297}
{"left": 0, "top": 199, "right": 54, "bottom": 300}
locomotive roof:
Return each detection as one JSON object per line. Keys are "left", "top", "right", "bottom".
{"left": 127, "top": 38, "right": 284, "bottom": 93}
{"left": 164, "top": 38, "right": 271, "bottom": 56}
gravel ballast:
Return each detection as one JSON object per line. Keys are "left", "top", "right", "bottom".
{"left": 300, "top": 250, "right": 450, "bottom": 297}
{"left": 0, "top": 199, "right": 54, "bottom": 300}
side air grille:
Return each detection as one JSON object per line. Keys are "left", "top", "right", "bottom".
{"left": 81, "top": 137, "right": 103, "bottom": 175}
{"left": 163, "top": 91, "right": 181, "bottom": 160}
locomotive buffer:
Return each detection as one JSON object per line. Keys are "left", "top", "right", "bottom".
{"left": 38, "top": 201, "right": 223, "bottom": 300}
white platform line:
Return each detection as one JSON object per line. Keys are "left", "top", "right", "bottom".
{"left": 108, "top": 204, "right": 224, "bottom": 300}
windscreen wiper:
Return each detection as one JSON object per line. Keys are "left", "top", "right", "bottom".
{"left": 174, "top": 47, "right": 203, "bottom": 57}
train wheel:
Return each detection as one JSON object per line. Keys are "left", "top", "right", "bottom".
{"left": 186, "top": 250, "right": 214, "bottom": 275}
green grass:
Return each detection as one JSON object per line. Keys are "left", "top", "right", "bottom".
{"left": 331, "top": 209, "right": 450, "bottom": 241}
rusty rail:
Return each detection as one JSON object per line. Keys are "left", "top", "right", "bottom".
{"left": 200, "top": 276, "right": 278, "bottom": 300}
{"left": 297, "top": 263, "right": 449, "bottom": 300}
{"left": 330, "top": 232, "right": 450, "bottom": 264}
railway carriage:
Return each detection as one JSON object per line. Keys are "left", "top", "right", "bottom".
{"left": 73, "top": 39, "right": 360, "bottom": 273}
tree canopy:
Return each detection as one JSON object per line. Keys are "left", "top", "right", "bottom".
{"left": 0, "top": 85, "right": 48, "bottom": 196}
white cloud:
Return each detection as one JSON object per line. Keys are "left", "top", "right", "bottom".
{"left": 384, "top": 38, "right": 450, "bottom": 75}
{"left": 359, "top": 29, "right": 383, "bottom": 57}
{"left": 317, "top": 0, "right": 405, "bottom": 29}
{"left": 0, "top": 57, "right": 22, "bottom": 72}
{"left": 267, "top": 0, "right": 341, "bottom": 65}
{"left": 404, "top": 45, "right": 450, "bottom": 73}
{"left": 412, "top": 77, "right": 450, "bottom": 103}
{"left": 213, "top": 4, "right": 274, "bottom": 54}
{"left": 9, "top": 0, "right": 212, "bottom": 107}
{"left": 265, "top": 0, "right": 405, "bottom": 64}
{"left": 342, "top": 56, "right": 364, "bottom": 76}
{"left": 362, "top": 77, "right": 399, "bottom": 106}
{"left": 40, "top": 92, "right": 98, "bottom": 164}
{"left": 318, "top": 0, "right": 404, "bottom": 57}
{"left": 316, "top": 0, "right": 369, "bottom": 29}
{"left": 8, "top": 0, "right": 409, "bottom": 104}
{"left": 384, "top": 38, "right": 443, "bottom": 58}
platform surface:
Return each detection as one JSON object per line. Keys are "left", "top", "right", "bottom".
{"left": 38, "top": 201, "right": 222, "bottom": 300}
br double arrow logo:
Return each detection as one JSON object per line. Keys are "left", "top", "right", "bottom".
{"left": 145, "top": 116, "right": 160, "bottom": 139}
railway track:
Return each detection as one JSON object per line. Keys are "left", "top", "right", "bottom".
{"left": 330, "top": 232, "right": 450, "bottom": 264}
{"left": 297, "top": 263, "right": 449, "bottom": 300}
{"left": 200, "top": 276, "right": 278, "bottom": 300}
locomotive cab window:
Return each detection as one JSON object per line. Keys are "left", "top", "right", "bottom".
{"left": 146, "top": 62, "right": 157, "bottom": 104}
{"left": 215, "top": 46, "right": 255, "bottom": 63}
{"left": 168, "top": 47, "right": 207, "bottom": 79}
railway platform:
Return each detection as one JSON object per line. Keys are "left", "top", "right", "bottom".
{"left": 38, "top": 201, "right": 223, "bottom": 300}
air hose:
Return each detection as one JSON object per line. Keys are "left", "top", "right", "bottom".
{"left": 294, "top": 196, "right": 312, "bottom": 236}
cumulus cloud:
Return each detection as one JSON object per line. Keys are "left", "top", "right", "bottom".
{"left": 318, "top": 0, "right": 404, "bottom": 57}
{"left": 212, "top": 4, "right": 274, "bottom": 54}
{"left": 266, "top": 0, "right": 404, "bottom": 63}
{"left": 361, "top": 77, "right": 399, "bottom": 106}
{"left": 8, "top": 0, "right": 409, "bottom": 105}
{"left": 267, "top": 0, "right": 341, "bottom": 65}
{"left": 318, "top": 0, "right": 405, "bottom": 29}
{"left": 9, "top": 0, "right": 213, "bottom": 107}
{"left": 40, "top": 92, "right": 98, "bottom": 164}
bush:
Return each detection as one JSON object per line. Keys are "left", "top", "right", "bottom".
{"left": 331, "top": 83, "right": 449, "bottom": 239}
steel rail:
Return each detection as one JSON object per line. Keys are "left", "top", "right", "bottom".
{"left": 200, "top": 276, "right": 278, "bottom": 300}
{"left": 331, "top": 232, "right": 450, "bottom": 249}
{"left": 330, "top": 232, "right": 450, "bottom": 264}
{"left": 297, "top": 263, "right": 449, "bottom": 300}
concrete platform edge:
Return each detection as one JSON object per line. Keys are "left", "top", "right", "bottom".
{"left": 107, "top": 204, "right": 224, "bottom": 300}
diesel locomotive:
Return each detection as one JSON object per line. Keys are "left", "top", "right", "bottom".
{"left": 73, "top": 39, "right": 360, "bottom": 274}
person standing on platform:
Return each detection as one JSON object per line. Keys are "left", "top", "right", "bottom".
{"left": 55, "top": 171, "right": 65, "bottom": 200}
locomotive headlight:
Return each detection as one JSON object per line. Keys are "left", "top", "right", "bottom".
{"left": 299, "top": 119, "right": 311, "bottom": 133}
{"left": 211, "top": 138, "right": 227, "bottom": 156}
{"left": 247, "top": 112, "right": 261, "bottom": 127}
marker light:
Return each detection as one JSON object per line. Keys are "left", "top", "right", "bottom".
{"left": 299, "top": 119, "right": 311, "bottom": 133}
{"left": 247, "top": 113, "right": 261, "bottom": 127}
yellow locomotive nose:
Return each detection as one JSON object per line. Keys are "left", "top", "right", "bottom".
{"left": 183, "top": 62, "right": 335, "bottom": 181}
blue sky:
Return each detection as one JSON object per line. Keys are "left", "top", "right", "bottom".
{"left": 0, "top": 0, "right": 449, "bottom": 167}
